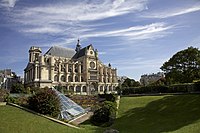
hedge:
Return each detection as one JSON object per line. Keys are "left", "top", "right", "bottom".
{"left": 122, "top": 82, "right": 200, "bottom": 95}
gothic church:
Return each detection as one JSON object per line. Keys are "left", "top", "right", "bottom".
{"left": 24, "top": 40, "right": 118, "bottom": 95}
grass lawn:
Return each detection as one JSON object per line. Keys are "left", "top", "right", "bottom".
{"left": 0, "top": 105, "right": 102, "bottom": 133}
{"left": 1, "top": 94, "right": 200, "bottom": 133}
{"left": 112, "top": 94, "right": 200, "bottom": 133}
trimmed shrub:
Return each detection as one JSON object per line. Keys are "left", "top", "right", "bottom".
{"left": 91, "top": 107, "right": 110, "bottom": 126}
{"left": 90, "top": 100, "right": 117, "bottom": 127}
{"left": 28, "top": 88, "right": 60, "bottom": 117}
{"left": 103, "top": 101, "right": 117, "bottom": 118}
{"left": 121, "top": 83, "right": 199, "bottom": 95}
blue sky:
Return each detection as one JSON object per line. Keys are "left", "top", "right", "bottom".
{"left": 1, "top": 0, "right": 200, "bottom": 80}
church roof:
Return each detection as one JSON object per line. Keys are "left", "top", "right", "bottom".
{"left": 45, "top": 46, "right": 76, "bottom": 58}
{"left": 73, "top": 44, "right": 93, "bottom": 59}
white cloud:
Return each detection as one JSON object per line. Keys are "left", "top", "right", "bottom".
{"left": 143, "top": 5, "right": 200, "bottom": 19}
{"left": 1, "top": 0, "right": 18, "bottom": 8}
{"left": 1, "top": 0, "right": 174, "bottom": 46}
{"left": 22, "top": 26, "right": 64, "bottom": 34}
{"left": 20, "top": 0, "right": 147, "bottom": 21}
{"left": 5, "top": 0, "right": 147, "bottom": 36}
{"left": 81, "top": 22, "right": 174, "bottom": 40}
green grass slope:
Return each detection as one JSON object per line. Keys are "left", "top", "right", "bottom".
{"left": 112, "top": 95, "right": 200, "bottom": 133}
{"left": 1, "top": 95, "right": 200, "bottom": 133}
{"left": 0, "top": 105, "right": 100, "bottom": 133}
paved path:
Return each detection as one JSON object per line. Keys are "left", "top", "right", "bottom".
{"left": 70, "top": 112, "right": 93, "bottom": 125}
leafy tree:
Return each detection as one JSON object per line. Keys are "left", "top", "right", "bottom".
{"left": 28, "top": 88, "right": 60, "bottom": 117}
{"left": 11, "top": 83, "right": 25, "bottom": 93}
{"left": 122, "top": 78, "right": 140, "bottom": 88}
{"left": 161, "top": 47, "right": 200, "bottom": 83}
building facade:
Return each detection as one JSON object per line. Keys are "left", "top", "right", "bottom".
{"left": 140, "top": 72, "right": 164, "bottom": 86}
{"left": 0, "top": 69, "right": 22, "bottom": 90}
{"left": 24, "top": 40, "right": 118, "bottom": 95}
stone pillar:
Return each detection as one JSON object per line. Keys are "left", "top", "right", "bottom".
{"left": 40, "top": 56, "right": 45, "bottom": 65}
{"left": 34, "top": 65, "right": 37, "bottom": 80}
{"left": 100, "top": 67, "right": 103, "bottom": 82}
{"left": 72, "top": 74, "right": 75, "bottom": 82}
{"left": 72, "top": 64, "right": 75, "bottom": 73}
{"left": 50, "top": 57, "right": 54, "bottom": 81}
{"left": 87, "top": 85, "right": 90, "bottom": 95}
{"left": 78, "top": 63, "right": 81, "bottom": 73}
{"left": 74, "top": 85, "right": 76, "bottom": 94}
{"left": 66, "top": 85, "right": 69, "bottom": 91}
{"left": 98, "top": 85, "right": 100, "bottom": 93}
{"left": 31, "top": 69, "right": 33, "bottom": 81}
{"left": 65, "top": 63, "right": 68, "bottom": 73}
{"left": 65, "top": 64, "right": 68, "bottom": 82}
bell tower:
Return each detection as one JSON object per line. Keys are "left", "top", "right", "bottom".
{"left": 29, "top": 46, "right": 42, "bottom": 63}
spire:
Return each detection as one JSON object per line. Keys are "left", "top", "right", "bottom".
{"left": 75, "top": 39, "right": 82, "bottom": 52}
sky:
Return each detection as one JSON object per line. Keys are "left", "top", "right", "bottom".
{"left": 1, "top": 0, "right": 200, "bottom": 81}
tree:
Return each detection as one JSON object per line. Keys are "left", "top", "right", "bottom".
{"left": 11, "top": 83, "right": 25, "bottom": 93}
{"left": 161, "top": 47, "right": 200, "bottom": 83}
{"left": 28, "top": 88, "right": 60, "bottom": 117}
{"left": 122, "top": 78, "right": 140, "bottom": 88}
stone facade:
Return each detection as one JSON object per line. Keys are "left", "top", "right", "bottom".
{"left": 140, "top": 72, "right": 164, "bottom": 86}
{"left": 24, "top": 40, "right": 118, "bottom": 95}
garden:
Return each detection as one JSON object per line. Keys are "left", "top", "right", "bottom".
{"left": 1, "top": 92, "right": 200, "bottom": 133}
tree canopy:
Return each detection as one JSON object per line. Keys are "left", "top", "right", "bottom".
{"left": 161, "top": 46, "right": 200, "bottom": 83}
{"left": 122, "top": 78, "right": 140, "bottom": 88}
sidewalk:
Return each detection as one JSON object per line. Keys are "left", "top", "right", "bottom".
{"left": 70, "top": 111, "right": 93, "bottom": 125}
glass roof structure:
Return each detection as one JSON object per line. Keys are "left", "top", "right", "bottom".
{"left": 52, "top": 88, "right": 86, "bottom": 120}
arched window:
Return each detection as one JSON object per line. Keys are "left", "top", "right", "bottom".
{"left": 109, "top": 86, "right": 112, "bottom": 91}
{"left": 100, "top": 86, "right": 103, "bottom": 92}
{"left": 81, "top": 65, "right": 83, "bottom": 73}
{"left": 75, "top": 64, "right": 78, "bottom": 73}
{"left": 54, "top": 75, "right": 58, "bottom": 82}
{"left": 61, "top": 75, "right": 66, "bottom": 82}
{"left": 68, "top": 76, "right": 72, "bottom": 82}
{"left": 61, "top": 64, "right": 65, "bottom": 72}
{"left": 54, "top": 64, "right": 59, "bottom": 71}
{"left": 76, "top": 86, "right": 81, "bottom": 93}
{"left": 82, "top": 86, "right": 87, "bottom": 92}
{"left": 75, "top": 76, "right": 79, "bottom": 82}
{"left": 69, "top": 86, "right": 74, "bottom": 92}
{"left": 68, "top": 64, "right": 72, "bottom": 72}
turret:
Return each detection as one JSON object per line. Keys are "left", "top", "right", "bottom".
{"left": 75, "top": 39, "right": 82, "bottom": 52}
{"left": 29, "top": 46, "right": 42, "bottom": 63}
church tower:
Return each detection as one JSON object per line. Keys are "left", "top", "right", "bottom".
{"left": 29, "top": 46, "right": 42, "bottom": 63}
